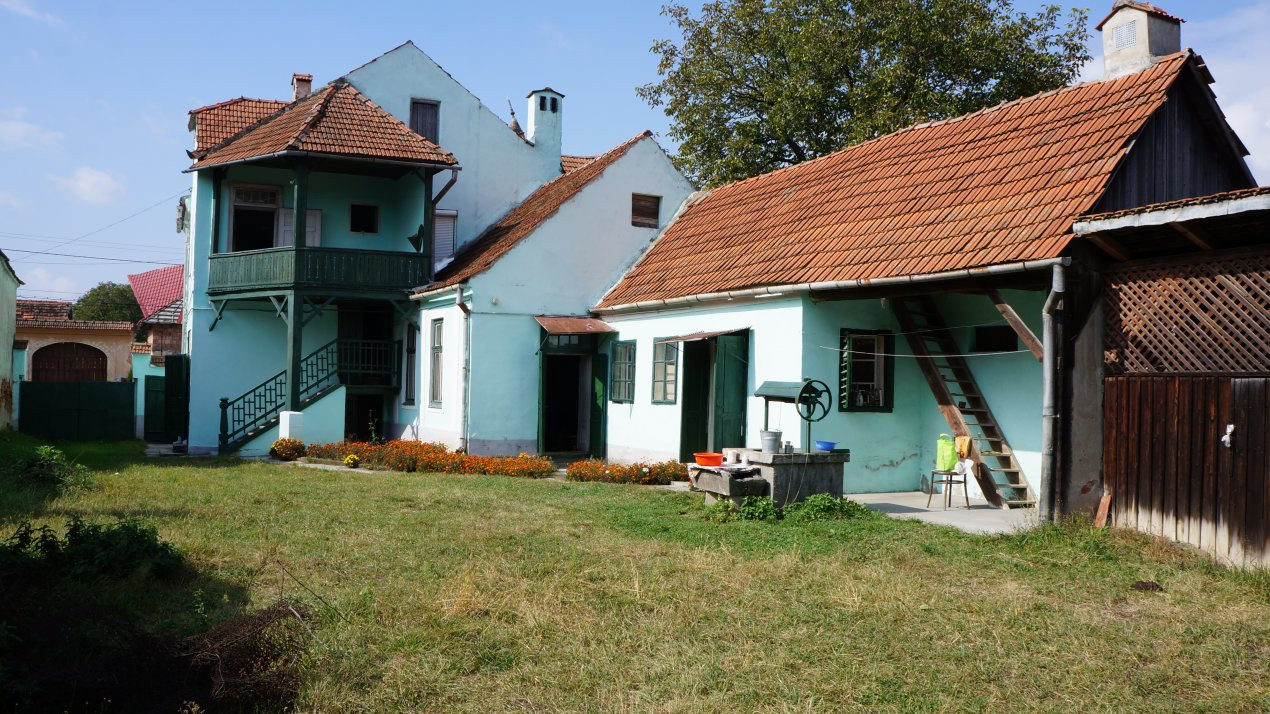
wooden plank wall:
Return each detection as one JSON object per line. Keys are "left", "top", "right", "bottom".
{"left": 1104, "top": 375, "right": 1270, "bottom": 568}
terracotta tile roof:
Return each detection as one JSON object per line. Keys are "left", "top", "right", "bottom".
{"left": 419, "top": 131, "right": 653, "bottom": 292}
{"left": 189, "top": 98, "right": 289, "bottom": 152}
{"left": 1096, "top": 1, "right": 1185, "bottom": 31}
{"left": 596, "top": 54, "right": 1194, "bottom": 310}
{"left": 16, "top": 299, "right": 70, "bottom": 321}
{"left": 190, "top": 80, "right": 458, "bottom": 170}
{"left": 561, "top": 154, "right": 596, "bottom": 173}
{"left": 128, "top": 265, "right": 184, "bottom": 320}
{"left": 1080, "top": 186, "right": 1270, "bottom": 222}
{"left": 131, "top": 342, "right": 153, "bottom": 354}
{"left": 17, "top": 318, "right": 133, "bottom": 331}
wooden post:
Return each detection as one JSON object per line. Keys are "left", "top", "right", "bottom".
{"left": 986, "top": 288, "right": 1044, "bottom": 362}
{"left": 421, "top": 170, "right": 435, "bottom": 280}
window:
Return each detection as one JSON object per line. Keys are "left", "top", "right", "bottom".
{"left": 433, "top": 210, "right": 457, "bottom": 269}
{"left": 1112, "top": 20, "right": 1137, "bottom": 50}
{"left": 973, "top": 326, "right": 1017, "bottom": 353}
{"left": 839, "top": 329, "right": 894, "bottom": 412}
{"left": 429, "top": 318, "right": 443, "bottom": 407}
{"left": 632, "top": 194, "right": 661, "bottom": 228}
{"left": 651, "top": 339, "right": 677, "bottom": 404}
{"left": 230, "top": 186, "right": 279, "bottom": 252}
{"left": 410, "top": 99, "right": 440, "bottom": 143}
{"left": 403, "top": 322, "right": 418, "bottom": 405}
{"left": 611, "top": 341, "right": 636, "bottom": 403}
{"left": 350, "top": 204, "right": 379, "bottom": 234}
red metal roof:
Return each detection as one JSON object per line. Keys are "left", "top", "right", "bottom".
{"left": 597, "top": 54, "right": 1194, "bottom": 309}
{"left": 534, "top": 316, "right": 615, "bottom": 334}
{"left": 127, "top": 265, "right": 184, "bottom": 320}
{"left": 420, "top": 131, "right": 653, "bottom": 292}
{"left": 190, "top": 80, "right": 457, "bottom": 170}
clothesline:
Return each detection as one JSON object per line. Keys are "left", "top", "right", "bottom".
{"left": 819, "top": 345, "right": 1034, "bottom": 358}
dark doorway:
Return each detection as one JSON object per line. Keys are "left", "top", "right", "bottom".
{"left": 345, "top": 392, "right": 385, "bottom": 442}
{"left": 31, "top": 342, "right": 108, "bottom": 382}
{"left": 679, "top": 341, "right": 711, "bottom": 462}
{"left": 543, "top": 354, "right": 586, "bottom": 453}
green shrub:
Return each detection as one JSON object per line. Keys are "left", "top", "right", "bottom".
{"left": 703, "top": 500, "right": 736, "bottom": 523}
{"left": 17, "top": 445, "right": 88, "bottom": 487}
{"left": 783, "top": 494, "right": 873, "bottom": 523}
{"left": 0, "top": 517, "right": 183, "bottom": 581}
{"left": 737, "top": 496, "right": 781, "bottom": 521}
{"left": 269, "top": 438, "right": 306, "bottom": 461}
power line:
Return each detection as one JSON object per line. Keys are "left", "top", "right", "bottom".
{"left": 3, "top": 247, "right": 181, "bottom": 265}
{"left": 9, "top": 187, "right": 190, "bottom": 259}
{"left": 0, "top": 230, "right": 185, "bottom": 253}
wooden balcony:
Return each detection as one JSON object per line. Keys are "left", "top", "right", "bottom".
{"left": 208, "top": 247, "right": 430, "bottom": 296}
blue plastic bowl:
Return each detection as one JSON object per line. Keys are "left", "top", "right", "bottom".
{"left": 815, "top": 440, "right": 836, "bottom": 451}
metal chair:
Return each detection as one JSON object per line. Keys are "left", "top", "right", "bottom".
{"left": 927, "top": 468, "right": 971, "bottom": 510}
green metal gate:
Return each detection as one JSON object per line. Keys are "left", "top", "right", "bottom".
{"left": 144, "top": 376, "right": 168, "bottom": 442}
{"left": 18, "top": 381, "right": 136, "bottom": 440}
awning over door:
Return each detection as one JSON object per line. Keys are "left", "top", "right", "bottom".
{"left": 534, "top": 315, "right": 616, "bottom": 335}
{"left": 655, "top": 328, "right": 748, "bottom": 343}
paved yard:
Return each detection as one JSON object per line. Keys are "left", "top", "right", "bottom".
{"left": 850, "top": 490, "right": 1037, "bottom": 534}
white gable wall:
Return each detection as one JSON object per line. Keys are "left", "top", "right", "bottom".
{"left": 345, "top": 44, "right": 559, "bottom": 249}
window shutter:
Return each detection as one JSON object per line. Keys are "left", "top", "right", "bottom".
{"left": 432, "top": 211, "right": 456, "bottom": 267}
{"left": 276, "top": 209, "right": 322, "bottom": 247}
{"left": 411, "top": 100, "right": 439, "bottom": 143}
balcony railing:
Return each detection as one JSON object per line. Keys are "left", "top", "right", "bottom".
{"left": 208, "top": 247, "right": 430, "bottom": 295}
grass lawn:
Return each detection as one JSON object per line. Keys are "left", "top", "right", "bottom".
{"left": 4, "top": 439, "right": 1270, "bottom": 712}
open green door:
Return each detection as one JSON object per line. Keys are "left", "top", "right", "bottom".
{"left": 590, "top": 353, "right": 607, "bottom": 458}
{"left": 712, "top": 332, "right": 749, "bottom": 451}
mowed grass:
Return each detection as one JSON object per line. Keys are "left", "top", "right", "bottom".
{"left": 4, "top": 442, "right": 1270, "bottom": 712}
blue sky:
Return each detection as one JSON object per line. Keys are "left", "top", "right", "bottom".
{"left": 2, "top": 0, "right": 1267, "bottom": 301}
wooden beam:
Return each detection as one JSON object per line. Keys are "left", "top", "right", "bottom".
{"left": 986, "top": 288, "right": 1044, "bottom": 362}
{"left": 1167, "top": 221, "right": 1214, "bottom": 250}
{"left": 1085, "top": 231, "right": 1132, "bottom": 262}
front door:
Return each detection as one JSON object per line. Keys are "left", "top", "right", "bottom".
{"left": 144, "top": 376, "right": 168, "bottom": 442}
{"left": 543, "top": 354, "right": 585, "bottom": 453}
{"left": 679, "top": 333, "right": 749, "bottom": 462}
{"left": 679, "top": 340, "right": 711, "bottom": 462}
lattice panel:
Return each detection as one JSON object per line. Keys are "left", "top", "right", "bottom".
{"left": 1104, "top": 251, "right": 1270, "bottom": 374}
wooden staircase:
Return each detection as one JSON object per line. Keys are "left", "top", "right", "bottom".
{"left": 890, "top": 296, "right": 1037, "bottom": 509}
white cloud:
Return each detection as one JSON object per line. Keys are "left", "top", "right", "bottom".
{"left": 0, "top": 191, "right": 23, "bottom": 210}
{"left": 51, "top": 166, "right": 125, "bottom": 206}
{"left": 0, "top": 117, "right": 61, "bottom": 151}
{"left": 21, "top": 267, "right": 75, "bottom": 293}
{"left": 1188, "top": 1, "right": 1270, "bottom": 182}
{"left": 0, "top": 0, "right": 59, "bottom": 24}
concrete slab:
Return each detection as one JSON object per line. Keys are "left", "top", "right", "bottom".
{"left": 848, "top": 491, "right": 1037, "bottom": 535}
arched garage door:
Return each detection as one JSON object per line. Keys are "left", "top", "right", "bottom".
{"left": 31, "top": 342, "right": 107, "bottom": 382}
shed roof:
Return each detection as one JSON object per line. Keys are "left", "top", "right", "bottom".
{"left": 596, "top": 53, "right": 1202, "bottom": 310}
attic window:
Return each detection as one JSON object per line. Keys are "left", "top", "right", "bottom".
{"left": 350, "top": 204, "right": 379, "bottom": 234}
{"left": 539, "top": 96, "right": 547, "bottom": 111}
{"left": 1112, "top": 21, "right": 1137, "bottom": 50}
{"left": 632, "top": 194, "right": 661, "bottom": 228}
{"left": 550, "top": 97, "right": 558, "bottom": 113}
{"left": 410, "top": 99, "right": 439, "bottom": 143}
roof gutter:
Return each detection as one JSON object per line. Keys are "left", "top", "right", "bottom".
{"left": 594, "top": 257, "right": 1071, "bottom": 314}
{"left": 410, "top": 281, "right": 466, "bottom": 301}
{"left": 184, "top": 150, "right": 461, "bottom": 174}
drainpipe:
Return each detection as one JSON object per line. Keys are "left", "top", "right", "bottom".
{"left": 1039, "top": 262, "right": 1067, "bottom": 522}
{"left": 457, "top": 290, "right": 473, "bottom": 453}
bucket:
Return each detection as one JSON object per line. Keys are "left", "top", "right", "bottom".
{"left": 760, "top": 430, "right": 783, "bottom": 453}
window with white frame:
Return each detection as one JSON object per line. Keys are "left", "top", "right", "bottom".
{"left": 229, "top": 186, "right": 280, "bottom": 252}
{"left": 403, "top": 322, "right": 418, "bottom": 405}
{"left": 433, "top": 210, "right": 457, "bottom": 269}
{"left": 429, "top": 318, "right": 444, "bottom": 407}
{"left": 839, "top": 329, "right": 894, "bottom": 411}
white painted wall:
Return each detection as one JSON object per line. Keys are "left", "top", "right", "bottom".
{"left": 604, "top": 298, "right": 807, "bottom": 463}
{"left": 414, "top": 295, "right": 466, "bottom": 448}
{"left": 344, "top": 43, "right": 558, "bottom": 249}
{"left": 240, "top": 385, "right": 348, "bottom": 456}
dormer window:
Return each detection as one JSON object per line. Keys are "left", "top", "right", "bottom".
{"left": 632, "top": 194, "right": 660, "bottom": 228}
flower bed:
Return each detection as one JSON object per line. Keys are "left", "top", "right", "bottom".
{"left": 564, "top": 459, "right": 688, "bottom": 485}
{"left": 305, "top": 441, "right": 555, "bottom": 479}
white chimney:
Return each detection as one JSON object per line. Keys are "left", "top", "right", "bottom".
{"left": 1098, "top": 1, "right": 1183, "bottom": 80}
{"left": 525, "top": 87, "right": 563, "bottom": 160}
{"left": 292, "top": 73, "right": 313, "bottom": 101}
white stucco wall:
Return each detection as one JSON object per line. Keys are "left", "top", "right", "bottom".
{"left": 413, "top": 296, "right": 467, "bottom": 449}
{"left": 345, "top": 43, "right": 558, "bottom": 249}
{"left": 604, "top": 298, "right": 807, "bottom": 463}
{"left": 240, "top": 385, "right": 348, "bottom": 457}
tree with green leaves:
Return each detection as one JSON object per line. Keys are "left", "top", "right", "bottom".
{"left": 73, "top": 281, "right": 141, "bottom": 323}
{"left": 639, "top": 0, "right": 1090, "bottom": 187}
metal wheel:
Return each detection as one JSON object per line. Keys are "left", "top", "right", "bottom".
{"left": 797, "top": 380, "right": 832, "bottom": 423}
